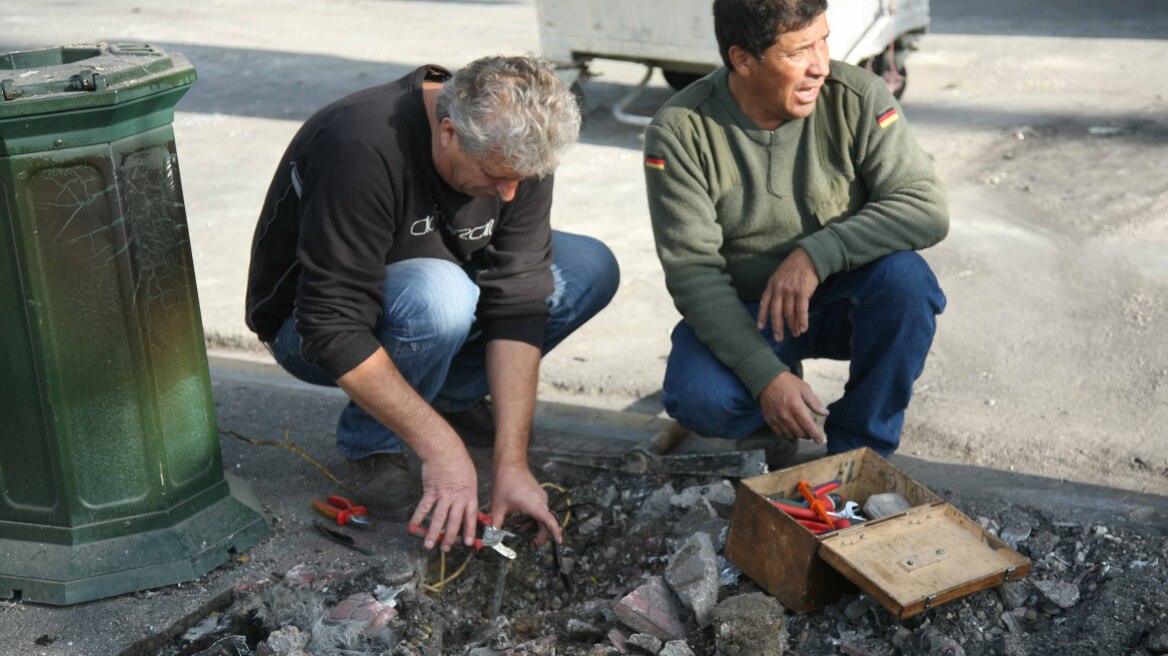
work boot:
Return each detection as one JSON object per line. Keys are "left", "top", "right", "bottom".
{"left": 346, "top": 452, "right": 421, "bottom": 522}
{"left": 438, "top": 398, "right": 495, "bottom": 448}
{"left": 737, "top": 431, "right": 799, "bottom": 471}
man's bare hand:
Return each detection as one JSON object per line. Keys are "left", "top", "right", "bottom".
{"left": 757, "top": 247, "right": 820, "bottom": 341}
{"left": 490, "top": 462, "right": 562, "bottom": 546}
{"left": 409, "top": 449, "right": 480, "bottom": 553}
{"left": 759, "top": 372, "right": 829, "bottom": 443}
{"left": 338, "top": 348, "right": 484, "bottom": 552}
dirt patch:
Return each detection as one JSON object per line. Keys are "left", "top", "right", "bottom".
{"left": 160, "top": 462, "right": 1167, "bottom": 656}
{"left": 892, "top": 111, "right": 1168, "bottom": 499}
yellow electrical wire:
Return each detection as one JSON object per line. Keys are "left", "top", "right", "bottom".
{"left": 542, "top": 481, "right": 572, "bottom": 528}
{"left": 221, "top": 428, "right": 355, "bottom": 493}
{"left": 420, "top": 480, "right": 571, "bottom": 593}
{"left": 227, "top": 428, "right": 576, "bottom": 594}
{"left": 423, "top": 549, "right": 475, "bottom": 593}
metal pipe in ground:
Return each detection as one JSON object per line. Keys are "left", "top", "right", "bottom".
{"left": 488, "top": 558, "right": 509, "bottom": 618}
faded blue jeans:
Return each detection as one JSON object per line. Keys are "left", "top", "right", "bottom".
{"left": 662, "top": 251, "right": 945, "bottom": 457}
{"left": 270, "top": 231, "right": 620, "bottom": 459}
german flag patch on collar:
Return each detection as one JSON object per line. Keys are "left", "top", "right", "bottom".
{"left": 644, "top": 154, "right": 666, "bottom": 170}
{"left": 877, "top": 107, "right": 900, "bottom": 129}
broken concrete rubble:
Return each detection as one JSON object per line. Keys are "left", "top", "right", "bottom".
{"left": 996, "top": 580, "right": 1030, "bottom": 610}
{"left": 663, "top": 532, "right": 719, "bottom": 627}
{"left": 626, "top": 632, "right": 663, "bottom": 653}
{"left": 839, "top": 637, "right": 897, "bottom": 656}
{"left": 254, "top": 625, "right": 309, "bottom": 656}
{"left": 566, "top": 618, "right": 605, "bottom": 642}
{"left": 658, "top": 639, "right": 694, "bottom": 656}
{"left": 1000, "top": 524, "right": 1033, "bottom": 548}
{"left": 999, "top": 610, "right": 1021, "bottom": 635}
{"left": 635, "top": 484, "right": 676, "bottom": 519}
{"left": 1032, "top": 578, "right": 1081, "bottom": 610}
{"left": 1028, "top": 530, "right": 1061, "bottom": 559}
{"left": 154, "top": 464, "right": 1166, "bottom": 656}
{"left": 604, "top": 627, "right": 628, "bottom": 653}
{"left": 578, "top": 514, "right": 606, "bottom": 536}
{"left": 613, "top": 576, "right": 687, "bottom": 642}
{"left": 669, "top": 481, "right": 735, "bottom": 510}
{"left": 709, "top": 592, "right": 786, "bottom": 656}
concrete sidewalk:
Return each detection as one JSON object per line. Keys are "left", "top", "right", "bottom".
{"left": 4, "top": 0, "right": 1167, "bottom": 495}
{"left": 2, "top": 355, "right": 1164, "bottom": 656}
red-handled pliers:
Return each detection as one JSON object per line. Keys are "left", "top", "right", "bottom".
{"left": 771, "top": 498, "right": 853, "bottom": 533}
{"left": 408, "top": 511, "right": 518, "bottom": 559}
{"left": 312, "top": 495, "right": 371, "bottom": 528}
{"left": 798, "top": 480, "right": 837, "bottom": 530}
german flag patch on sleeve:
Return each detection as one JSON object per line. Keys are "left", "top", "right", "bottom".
{"left": 644, "top": 154, "right": 666, "bottom": 170}
{"left": 877, "top": 107, "right": 900, "bottom": 129}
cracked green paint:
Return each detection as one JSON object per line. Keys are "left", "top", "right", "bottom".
{"left": 0, "top": 43, "right": 268, "bottom": 606}
{"left": 4, "top": 131, "right": 220, "bottom": 525}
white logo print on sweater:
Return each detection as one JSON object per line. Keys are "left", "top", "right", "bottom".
{"left": 445, "top": 218, "right": 495, "bottom": 241}
{"left": 409, "top": 206, "right": 494, "bottom": 241}
{"left": 410, "top": 207, "right": 441, "bottom": 236}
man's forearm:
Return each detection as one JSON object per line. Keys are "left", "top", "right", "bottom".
{"left": 485, "top": 339, "right": 541, "bottom": 469}
{"left": 335, "top": 347, "right": 464, "bottom": 462}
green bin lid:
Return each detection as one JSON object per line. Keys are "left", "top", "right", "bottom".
{"left": 0, "top": 43, "right": 196, "bottom": 119}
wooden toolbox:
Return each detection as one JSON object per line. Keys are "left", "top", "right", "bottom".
{"left": 725, "top": 448, "right": 1031, "bottom": 618}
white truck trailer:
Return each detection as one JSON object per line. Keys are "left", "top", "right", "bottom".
{"left": 535, "top": 0, "right": 930, "bottom": 125}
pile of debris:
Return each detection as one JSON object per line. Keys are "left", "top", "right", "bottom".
{"left": 167, "top": 466, "right": 1168, "bottom": 656}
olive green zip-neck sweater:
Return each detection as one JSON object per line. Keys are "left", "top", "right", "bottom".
{"left": 645, "top": 63, "right": 948, "bottom": 398}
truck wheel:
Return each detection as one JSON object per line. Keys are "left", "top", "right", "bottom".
{"left": 864, "top": 45, "right": 909, "bottom": 99}
{"left": 662, "top": 70, "right": 702, "bottom": 91}
{"left": 570, "top": 80, "right": 586, "bottom": 112}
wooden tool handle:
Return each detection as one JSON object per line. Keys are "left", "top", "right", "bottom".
{"left": 644, "top": 420, "right": 689, "bottom": 456}
{"left": 623, "top": 420, "right": 690, "bottom": 474}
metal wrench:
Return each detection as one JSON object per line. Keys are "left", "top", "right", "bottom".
{"left": 828, "top": 501, "right": 866, "bottom": 522}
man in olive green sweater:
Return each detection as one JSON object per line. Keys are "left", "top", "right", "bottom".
{"left": 645, "top": 0, "right": 948, "bottom": 461}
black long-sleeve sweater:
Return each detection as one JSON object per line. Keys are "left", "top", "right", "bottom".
{"left": 245, "top": 65, "right": 553, "bottom": 379}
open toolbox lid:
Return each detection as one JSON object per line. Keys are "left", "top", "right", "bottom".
{"left": 727, "top": 448, "right": 1033, "bottom": 617}
{"left": 818, "top": 501, "right": 1032, "bottom": 619}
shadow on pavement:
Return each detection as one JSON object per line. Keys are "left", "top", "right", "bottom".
{"left": 929, "top": 0, "right": 1168, "bottom": 40}
{"left": 0, "top": 40, "right": 653, "bottom": 151}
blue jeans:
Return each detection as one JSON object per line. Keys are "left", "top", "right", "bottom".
{"left": 270, "top": 231, "right": 620, "bottom": 459}
{"left": 662, "top": 251, "right": 945, "bottom": 457}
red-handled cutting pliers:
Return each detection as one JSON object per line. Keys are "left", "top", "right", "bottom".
{"left": 408, "top": 511, "right": 518, "bottom": 559}
{"left": 312, "top": 495, "right": 371, "bottom": 528}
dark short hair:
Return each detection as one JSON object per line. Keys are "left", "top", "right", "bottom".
{"left": 713, "top": 0, "right": 828, "bottom": 68}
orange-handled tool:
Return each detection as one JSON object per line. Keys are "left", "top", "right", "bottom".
{"left": 770, "top": 499, "right": 819, "bottom": 521}
{"left": 796, "top": 518, "right": 833, "bottom": 533}
{"left": 312, "top": 495, "right": 370, "bottom": 528}
{"left": 798, "top": 481, "right": 836, "bottom": 530}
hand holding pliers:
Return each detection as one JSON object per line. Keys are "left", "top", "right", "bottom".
{"left": 312, "top": 495, "right": 370, "bottom": 528}
{"left": 408, "top": 511, "right": 518, "bottom": 559}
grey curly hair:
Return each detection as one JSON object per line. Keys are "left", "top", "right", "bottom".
{"left": 436, "top": 55, "right": 581, "bottom": 179}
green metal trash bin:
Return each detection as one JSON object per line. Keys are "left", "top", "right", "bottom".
{"left": 0, "top": 43, "right": 269, "bottom": 605}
